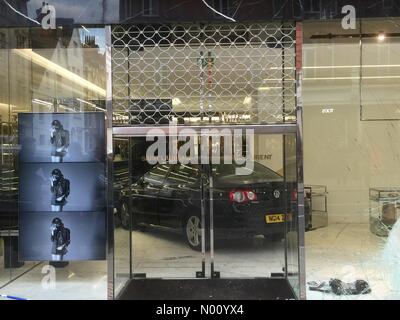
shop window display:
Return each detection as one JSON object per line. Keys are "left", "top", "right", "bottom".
{"left": 0, "top": 27, "right": 108, "bottom": 299}
{"left": 303, "top": 19, "right": 400, "bottom": 300}
{"left": 1, "top": 11, "right": 400, "bottom": 301}
{"left": 110, "top": 21, "right": 304, "bottom": 300}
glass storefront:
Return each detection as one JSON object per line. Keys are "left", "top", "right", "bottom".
{"left": 111, "top": 22, "right": 304, "bottom": 299}
{"left": 112, "top": 129, "right": 302, "bottom": 299}
{"left": 0, "top": 26, "right": 108, "bottom": 299}
{"left": 303, "top": 18, "right": 400, "bottom": 299}
{"left": 1, "top": 11, "right": 400, "bottom": 301}
{"left": 0, "top": 21, "right": 304, "bottom": 300}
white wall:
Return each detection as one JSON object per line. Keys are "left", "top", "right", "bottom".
{"left": 254, "top": 135, "right": 283, "bottom": 174}
{"left": 303, "top": 42, "right": 400, "bottom": 224}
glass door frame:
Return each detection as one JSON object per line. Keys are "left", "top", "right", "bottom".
{"left": 109, "top": 123, "right": 306, "bottom": 299}
{"left": 206, "top": 129, "right": 299, "bottom": 283}
{"left": 105, "top": 22, "right": 306, "bottom": 299}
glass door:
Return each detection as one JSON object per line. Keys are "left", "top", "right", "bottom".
{"left": 115, "top": 135, "right": 206, "bottom": 279}
{"left": 209, "top": 132, "right": 300, "bottom": 286}
{"left": 111, "top": 21, "right": 302, "bottom": 297}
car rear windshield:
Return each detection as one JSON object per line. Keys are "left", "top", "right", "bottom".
{"left": 212, "top": 162, "right": 283, "bottom": 181}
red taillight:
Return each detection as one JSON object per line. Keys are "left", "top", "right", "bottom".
{"left": 246, "top": 190, "right": 257, "bottom": 201}
{"left": 291, "top": 189, "right": 298, "bottom": 201}
{"left": 229, "top": 189, "right": 258, "bottom": 203}
{"left": 230, "top": 190, "right": 246, "bottom": 203}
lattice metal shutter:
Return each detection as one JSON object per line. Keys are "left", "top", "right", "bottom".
{"left": 112, "top": 23, "right": 296, "bottom": 126}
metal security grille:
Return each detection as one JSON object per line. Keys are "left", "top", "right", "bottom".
{"left": 111, "top": 23, "right": 296, "bottom": 126}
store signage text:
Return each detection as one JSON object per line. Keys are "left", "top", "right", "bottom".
{"left": 255, "top": 154, "right": 272, "bottom": 161}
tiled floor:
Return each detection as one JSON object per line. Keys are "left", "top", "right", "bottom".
{"left": 1, "top": 223, "right": 399, "bottom": 300}
{"left": 0, "top": 261, "right": 107, "bottom": 300}
{"left": 130, "top": 228, "right": 285, "bottom": 279}
{"left": 306, "top": 223, "right": 400, "bottom": 300}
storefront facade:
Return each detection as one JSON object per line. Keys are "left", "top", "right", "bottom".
{"left": 1, "top": 1, "right": 400, "bottom": 300}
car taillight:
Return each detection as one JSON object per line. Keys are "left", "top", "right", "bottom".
{"left": 246, "top": 191, "right": 257, "bottom": 201}
{"left": 291, "top": 189, "right": 298, "bottom": 201}
{"left": 229, "top": 189, "right": 258, "bottom": 203}
{"left": 230, "top": 191, "right": 246, "bottom": 203}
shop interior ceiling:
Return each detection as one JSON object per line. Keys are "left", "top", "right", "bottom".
{"left": 111, "top": 24, "right": 297, "bottom": 123}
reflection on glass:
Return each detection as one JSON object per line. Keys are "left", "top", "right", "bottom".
{"left": 303, "top": 19, "right": 400, "bottom": 300}
{"left": 117, "top": 133, "right": 301, "bottom": 288}
{"left": 361, "top": 19, "right": 400, "bottom": 120}
{"left": 124, "top": 149, "right": 204, "bottom": 278}
{"left": 212, "top": 134, "right": 296, "bottom": 280}
{"left": 0, "top": 26, "right": 107, "bottom": 299}
{"left": 113, "top": 147, "right": 130, "bottom": 297}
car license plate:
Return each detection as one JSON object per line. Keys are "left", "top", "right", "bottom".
{"left": 265, "top": 214, "right": 285, "bottom": 224}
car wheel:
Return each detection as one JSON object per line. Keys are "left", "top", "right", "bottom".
{"left": 120, "top": 202, "right": 131, "bottom": 230}
{"left": 185, "top": 215, "right": 203, "bottom": 251}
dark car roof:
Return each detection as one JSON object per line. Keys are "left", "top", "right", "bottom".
{"left": 145, "top": 162, "right": 283, "bottom": 187}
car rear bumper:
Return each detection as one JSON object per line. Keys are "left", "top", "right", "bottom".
{"left": 214, "top": 223, "right": 284, "bottom": 239}
{"left": 213, "top": 208, "right": 288, "bottom": 239}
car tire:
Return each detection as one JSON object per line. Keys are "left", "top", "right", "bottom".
{"left": 184, "top": 215, "right": 206, "bottom": 251}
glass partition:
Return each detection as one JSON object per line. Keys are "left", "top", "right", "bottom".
{"left": 0, "top": 29, "right": 12, "bottom": 288}
{"left": 361, "top": 19, "right": 400, "bottom": 121}
{"left": 114, "top": 136, "right": 206, "bottom": 279}
{"left": 111, "top": 22, "right": 303, "bottom": 299}
{"left": 0, "top": 26, "right": 108, "bottom": 300}
{"left": 111, "top": 128, "right": 302, "bottom": 299}
{"left": 212, "top": 133, "right": 297, "bottom": 280}
{"left": 303, "top": 18, "right": 400, "bottom": 300}
{"left": 284, "top": 133, "right": 300, "bottom": 297}
{"left": 113, "top": 137, "right": 131, "bottom": 296}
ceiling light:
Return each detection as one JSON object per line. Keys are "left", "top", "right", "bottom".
{"left": 304, "top": 75, "right": 400, "bottom": 80}
{"left": 243, "top": 96, "right": 252, "bottom": 105}
{"left": 172, "top": 98, "right": 182, "bottom": 106}
{"left": 377, "top": 32, "right": 386, "bottom": 41}
{"left": 76, "top": 98, "right": 105, "bottom": 111}
{"left": 258, "top": 86, "right": 282, "bottom": 91}
{"left": 13, "top": 49, "right": 106, "bottom": 97}
{"left": 76, "top": 98, "right": 95, "bottom": 107}
{"left": 32, "top": 99, "right": 53, "bottom": 107}
{"left": 0, "top": 103, "right": 24, "bottom": 110}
